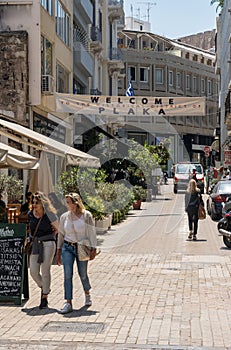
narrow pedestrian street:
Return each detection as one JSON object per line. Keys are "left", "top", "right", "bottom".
{"left": 0, "top": 180, "right": 231, "bottom": 350}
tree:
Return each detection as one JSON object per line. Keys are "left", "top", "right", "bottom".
{"left": 128, "top": 139, "right": 158, "bottom": 187}
{"left": 210, "top": 0, "right": 224, "bottom": 12}
{"left": 145, "top": 142, "right": 170, "bottom": 169}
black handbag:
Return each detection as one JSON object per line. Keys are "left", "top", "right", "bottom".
{"left": 23, "top": 217, "right": 42, "bottom": 255}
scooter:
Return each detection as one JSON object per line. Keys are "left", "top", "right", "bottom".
{"left": 217, "top": 196, "right": 231, "bottom": 248}
{"left": 163, "top": 171, "right": 168, "bottom": 185}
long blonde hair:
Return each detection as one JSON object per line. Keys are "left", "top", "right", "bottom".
{"left": 186, "top": 179, "right": 199, "bottom": 193}
{"left": 65, "top": 192, "right": 85, "bottom": 213}
{"left": 33, "top": 191, "right": 57, "bottom": 214}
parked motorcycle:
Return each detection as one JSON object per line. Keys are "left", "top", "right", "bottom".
{"left": 217, "top": 196, "right": 231, "bottom": 248}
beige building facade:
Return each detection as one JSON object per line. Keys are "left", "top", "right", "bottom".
{"left": 117, "top": 23, "right": 219, "bottom": 169}
{"left": 215, "top": 0, "right": 231, "bottom": 165}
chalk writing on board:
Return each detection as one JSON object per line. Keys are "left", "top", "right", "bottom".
{"left": 0, "top": 227, "right": 15, "bottom": 238}
{"left": 0, "top": 238, "right": 24, "bottom": 296}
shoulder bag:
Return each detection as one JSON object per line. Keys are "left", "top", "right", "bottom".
{"left": 24, "top": 216, "right": 43, "bottom": 255}
{"left": 77, "top": 212, "right": 100, "bottom": 261}
{"left": 198, "top": 195, "right": 206, "bottom": 220}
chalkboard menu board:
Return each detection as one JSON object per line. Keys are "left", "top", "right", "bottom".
{"left": 0, "top": 223, "right": 27, "bottom": 305}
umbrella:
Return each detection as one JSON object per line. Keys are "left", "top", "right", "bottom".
{"left": 29, "top": 152, "right": 54, "bottom": 195}
{"left": 0, "top": 142, "right": 39, "bottom": 169}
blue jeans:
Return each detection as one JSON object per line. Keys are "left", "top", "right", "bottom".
{"left": 61, "top": 242, "right": 91, "bottom": 300}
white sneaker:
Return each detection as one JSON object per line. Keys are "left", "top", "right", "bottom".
{"left": 85, "top": 294, "right": 92, "bottom": 306}
{"left": 59, "top": 302, "right": 73, "bottom": 314}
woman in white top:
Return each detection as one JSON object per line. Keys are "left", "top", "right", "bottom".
{"left": 57, "top": 192, "right": 96, "bottom": 314}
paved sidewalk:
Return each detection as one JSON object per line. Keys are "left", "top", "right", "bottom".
{"left": 0, "top": 182, "right": 231, "bottom": 349}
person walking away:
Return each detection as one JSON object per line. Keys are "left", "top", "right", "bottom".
{"left": 191, "top": 168, "right": 198, "bottom": 182}
{"left": 28, "top": 191, "right": 59, "bottom": 309}
{"left": 185, "top": 179, "right": 203, "bottom": 241}
{"left": 56, "top": 192, "right": 97, "bottom": 314}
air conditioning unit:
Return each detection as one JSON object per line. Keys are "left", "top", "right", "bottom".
{"left": 41, "top": 75, "right": 54, "bottom": 94}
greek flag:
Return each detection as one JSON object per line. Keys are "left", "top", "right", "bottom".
{"left": 126, "top": 80, "right": 135, "bottom": 96}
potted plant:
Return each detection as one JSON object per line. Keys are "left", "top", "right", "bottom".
{"left": 84, "top": 195, "right": 109, "bottom": 234}
{"left": 6, "top": 175, "right": 23, "bottom": 203}
{"left": 132, "top": 185, "right": 147, "bottom": 210}
{"left": 0, "top": 173, "right": 23, "bottom": 203}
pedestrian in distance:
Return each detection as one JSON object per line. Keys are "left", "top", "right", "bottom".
{"left": 185, "top": 179, "right": 203, "bottom": 241}
{"left": 19, "top": 191, "right": 32, "bottom": 223}
{"left": 28, "top": 191, "right": 59, "bottom": 309}
{"left": 190, "top": 168, "right": 198, "bottom": 182}
{"left": 20, "top": 191, "right": 32, "bottom": 215}
{"left": 57, "top": 192, "right": 97, "bottom": 314}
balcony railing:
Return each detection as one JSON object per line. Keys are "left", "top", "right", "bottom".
{"left": 109, "top": 48, "right": 123, "bottom": 60}
{"left": 109, "top": 0, "right": 124, "bottom": 6}
{"left": 91, "top": 26, "right": 102, "bottom": 43}
{"left": 90, "top": 88, "right": 102, "bottom": 95}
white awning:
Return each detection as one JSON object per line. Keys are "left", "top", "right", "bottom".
{"left": 0, "top": 119, "right": 100, "bottom": 168}
{"left": 0, "top": 142, "right": 39, "bottom": 169}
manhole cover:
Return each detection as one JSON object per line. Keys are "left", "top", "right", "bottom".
{"left": 42, "top": 321, "right": 105, "bottom": 333}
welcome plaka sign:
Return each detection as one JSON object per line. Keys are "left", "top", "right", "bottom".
{"left": 56, "top": 94, "right": 206, "bottom": 117}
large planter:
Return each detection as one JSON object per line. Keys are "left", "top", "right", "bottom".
{"left": 133, "top": 199, "right": 142, "bottom": 210}
{"left": 95, "top": 217, "right": 109, "bottom": 234}
{"left": 107, "top": 213, "right": 112, "bottom": 229}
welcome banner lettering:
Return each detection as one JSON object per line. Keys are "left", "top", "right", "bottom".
{"left": 56, "top": 93, "right": 206, "bottom": 117}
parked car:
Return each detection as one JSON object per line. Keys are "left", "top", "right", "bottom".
{"left": 207, "top": 180, "right": 231, "bottom": 220}
{"left": 173, "top": 162, "right": 204, "bottom": 194}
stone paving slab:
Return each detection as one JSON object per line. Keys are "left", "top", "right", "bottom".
{"left": 0, "top": 183, "right": 231, "bottom": 349}
{"left": 0, "top": 339, "right": 229, "bottom": 350}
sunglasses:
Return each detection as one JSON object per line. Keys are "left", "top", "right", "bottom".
{"left": 32, "top": 201, "right": 41, "bottom": 205}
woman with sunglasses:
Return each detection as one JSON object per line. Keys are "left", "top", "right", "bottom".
{"left": 28, "top": 191, "right": 59, "bottom": 309}
{"left": 57, "top": 192, "right": 97, "bottom": 314}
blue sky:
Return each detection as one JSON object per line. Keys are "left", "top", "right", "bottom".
{"left": 124, "top": 0, "right": 218, "bottom": 39}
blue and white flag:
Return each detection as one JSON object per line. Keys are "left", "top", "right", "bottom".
{"left": 126, "top": 80, "right": 135, "bottom": 96}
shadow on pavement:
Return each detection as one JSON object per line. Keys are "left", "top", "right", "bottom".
{"left": 61, "top": 306, "right": 98, "bottom": 318}
{"left": 186, "top": 239, "right": 207, "bottom": 242}
{"left": 21, "top": 306, "right": 57, "bottom": 315}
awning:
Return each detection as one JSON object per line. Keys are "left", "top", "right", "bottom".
{"left": 0, "top": 142, "right": 39, "bottom": 169}
{"left": 0, "top": 119, "right": 100, "bottom": 168}
{"left": 29, "top": 152, "right": 54, "bottom": 194}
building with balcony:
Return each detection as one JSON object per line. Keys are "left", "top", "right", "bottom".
{"left": 117, "top": 21, "right": 219, "bottom": 170}
{"left": 215, "top": 0, "right": 231, "bottom": 165}
{"left": 74, "top": 0, "right": 125, "bottom": 152}
{"left": 0, "top": 0, "right": 100, "bottom": 189}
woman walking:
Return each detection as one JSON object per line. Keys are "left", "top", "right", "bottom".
{"left": 57, "top": 192, "right": 97, "bottom": 314}
{"left": 28, "top": 191, "right": 59, "bottom": 309}
{"left": 185, "top": 179, "right": 203, "bottom": 241}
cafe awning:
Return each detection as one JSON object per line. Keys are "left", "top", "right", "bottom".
{"left": 0, "top": 142, "right": 39, "bottom": 169}
{"left": 0, "top": 119, "right": 100, "bottom": 168}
